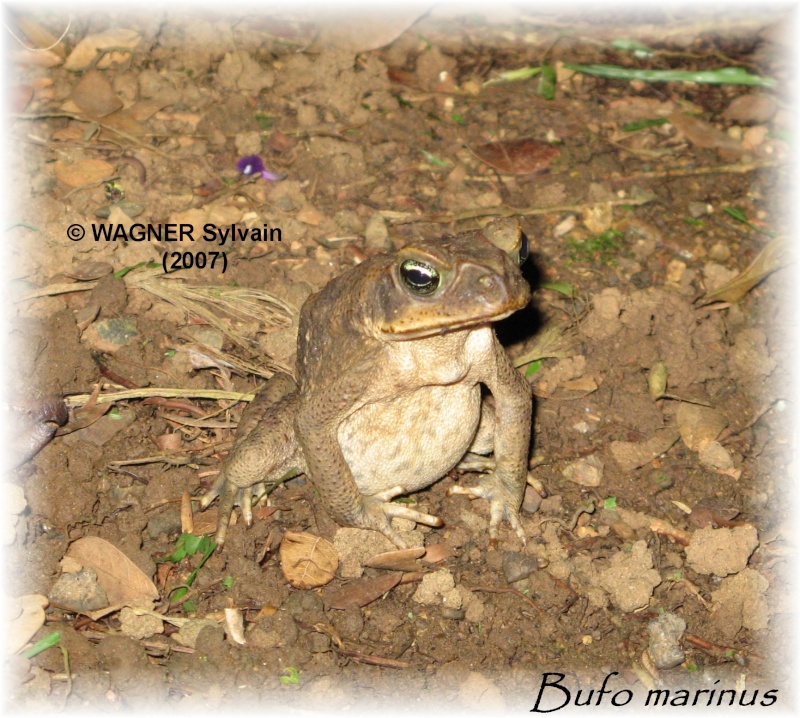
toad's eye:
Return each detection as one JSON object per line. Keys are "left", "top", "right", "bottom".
{"left": 518, "top": 231, "right": 530, "bottom": 265}
{"left": 400, "top": 259, "right": 440, "bottom": 295}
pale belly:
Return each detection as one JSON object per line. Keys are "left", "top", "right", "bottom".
{"left": 338, "top": 383, "right": 482, "bottom": 496}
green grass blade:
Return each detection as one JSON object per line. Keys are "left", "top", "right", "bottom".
{"left": 564, "top": 64, "right": 776, "bottom": 88}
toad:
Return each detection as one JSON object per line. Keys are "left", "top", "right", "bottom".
{"left": 201, "top": 217, "right": 533, "bottom": 548}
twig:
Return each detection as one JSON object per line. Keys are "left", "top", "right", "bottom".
{"left": 64, "top": 387, "right": 256, "bottom": 408}
{"left": 14, "top": 111, "right": 171, "bottom": 158}
{"left": 386, "top": 196, "right": 653, "bottom": 226}
{"left": 610, "top": 158, "right": 780, "bottom": 183}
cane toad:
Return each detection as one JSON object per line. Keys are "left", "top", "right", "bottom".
{"left": 201, "top": 217, "right": 533, "bottom": 547}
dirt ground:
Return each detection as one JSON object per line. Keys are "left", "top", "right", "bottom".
{"left": 4, "top": 6, "right": 795, "bottom": 713}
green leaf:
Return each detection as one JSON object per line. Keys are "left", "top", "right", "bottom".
{"left": 451, "top": 112, "right": 466, "bottom": 125}
{"left": 612, "top": 39, "right": 654, "bottom": 56}
{"left": 222, "top": 576, "right": 234, "bottom": 589}
{"left": 540, "top": 281, "right": 577, "bottom": 297}
{"left": 255, "top": 113, "right": 275, "bottom": 130}
{"left": 484, "top": 66, "right": 542, "bottom": 86}
{"left": 563, "top": 64, "right": 777, "bottom": 88}
{"left": 682, "top": 217, "right": 705, "bottom": 227}
{"left": 280, "top": 666, "right": 300, "bottom": 685}
{"left": 420, "top": 150, "right": 452, "bottom": 168}
{"left": 723, "top": 206, "right": 748, "bottom": 222}
{"left": 114, "top": 260, "right": 159, "bottom": 279}
{"left": 183, "top": 600, "right": 197, "bottom": 612}
{"left": 603, "top": 496, "right": 617, "bottom": 509}
{"left": 164, "top": 349, "right": 177, "bottom": 357}
{"left": 622, "top": 118, "right": 668, "bottom": 132}
{"left": 108, "top": 407, "right": 122, "bottom": 419}
{"left": 22, "top": 631, "right": 60, "bottom": 659}
{"left": 524, "top": 359, "right": 542, "bottom": 377}
{"left": 537, "top": 65, "right": 556, "bottom": 100}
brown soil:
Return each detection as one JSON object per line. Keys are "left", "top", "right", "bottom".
{"left": 6, "top": 7, "right": 794, "bottom": 712}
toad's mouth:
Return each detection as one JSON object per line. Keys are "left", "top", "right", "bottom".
{"left": 381, "top": 303, "right": 525, "bottom": 340}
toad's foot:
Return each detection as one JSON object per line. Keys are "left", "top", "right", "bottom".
{"left": 200, "top": 471, "right": 270, "bottom": 547}
{"left": 361, "top": 486, "right": 443, "bottom": 548}
{"left": 448, "top": 476, "right": 526, "bottom": 547}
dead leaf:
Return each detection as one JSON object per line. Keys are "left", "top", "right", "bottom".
{"left": 70, "top": 70, "right": 122, "bottom": 117}
{"left": 608, "top": 428, "right": 681, "bottom": 473}
{"left": 15, "top": 17, "right": 67, "bottom": 58}
{"left": 364, "top": 547, "right": 425, "bottom": 572}
{"left": 53, "top": 159, "right": 114, "bottom": 188}
{"left": 181, "top": 491, "right": 193, "bottom": 534}
{"left": 65, "top": 536, "right": 159, "bottom": 610}
{"left": 224, "top": 607, "right": 246, "bottom": 645}
{"left": 470, "top": 138, "right": 560, "bottom": 175}
{"left": 99, "top": 109, "right": 148, "bottom": 138}
{"left": 280, "top": 531, "right": 338, "bottom": 590}
{"left": 423, "top": 544, "right": 455, "bottom": 563}
{"left": 701, "top": 237, "right": 792, "bottom": 305}
{"left": 676, "top": 403, "right": 727, "bottom": 451}
{"left": 668, "top": 112, "right": 744, "bottom": 157}
{"left": 64, "top": 28, "right": 141, "bottom": 71}
{"left": 323, "top": 573, "right": 402, "bottom": 609}
{"left": 8, "top": 595, "right": 48, "bottom": 654}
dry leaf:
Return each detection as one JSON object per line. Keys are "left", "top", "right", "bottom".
{"left": 470, "top": 138, "right": 560, "bottom": 175}
{"left": 70, "top": 70, "right": 122, "bottom": 117}
{"left": 8, "top": 595, "right": 48, "bottom": 654}
{"left": 323, "top": 573, "right": 402, "bottom": 609}
{"left": 15, "top": 17, "right": 67, "bottom": 58}
{"left": 676, "top": 403, "right": 727, "bottom": 451}
{"left": 364, "top": 547, "right": 425, "bottom": 572}
{"left": 53, "top": 159, "right": 114, "bottom": 188}
{"left": 701, "top": 237, "right": 791, "bottom": 305}
{"left": 224, "top": 607, "right": 246, "bottom": 645}
{"left": 668, "top": 112, "right": 744, "bottom": 157}
{"left": 181, "top": 491, "right": 193, "bottom": 534}
{"left": 280, "top": 531, "right": 338, "bottom": 590}
{"left": 64, "top": 28, "right": 141, "bottom": 71}
{"left": 423, "top": 544, "right": 455, "bottom": 563}
{"left": 65, "top": 536, "right": 159, "bottom": 609}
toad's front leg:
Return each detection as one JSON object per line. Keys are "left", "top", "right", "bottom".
{"left": 449, "top": 337, "right": 532, "bottom": 545}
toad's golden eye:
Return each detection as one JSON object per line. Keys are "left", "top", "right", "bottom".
{"left": 400, "top": 259, "right": 440, "bottom": 295}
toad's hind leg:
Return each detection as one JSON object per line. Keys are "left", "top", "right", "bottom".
{"left": 200, "top": 373, "right": 305, "bottom": 547}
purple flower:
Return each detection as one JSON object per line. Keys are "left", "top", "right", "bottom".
{"left": 236, "top": 155, "right": 285, "bottom": 182}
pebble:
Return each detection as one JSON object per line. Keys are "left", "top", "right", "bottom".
{"left": 647, "top": 612, "right": 686, "bottom": 669}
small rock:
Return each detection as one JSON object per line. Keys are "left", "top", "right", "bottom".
{"left": 687, "top": 201, "right": 710, "bottom": 218}
{"left": 364, "top": 213, "right": 391, "bottom": 251}
{"left": 522, "top": 485, "right": 543, "bottom": 514}
{"left": 119, "top": 607, "right": 163, "bottom": 640}
{"left": 722, "top": 94, "right": 777, "bottom": 125}
{"left": 708, "top": 241, "right": 732, "bottom": 262}
{"left": 49, "top": 568, "right": 108, "bottom": 612}
{"left": 234, "top": 131, "right": 262, "bottom": 157}
{"left": 597, "top": 540, "right": 661, "bottom": 612}
{"left": 82, "top": 317, "right": 138, "bottom": 353}
{"left": 562, "top": 454, "right": 604, "bottom": 487}
{"left": 698, "top": 441, "right": 735, "bottom": 471}
{"left": 502, "top": 551, "right": 540, "bottom": 584}
{"left": 647, "top": 612, "right": 686, "bottom": 669}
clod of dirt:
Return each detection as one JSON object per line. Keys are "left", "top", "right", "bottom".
{"left": 597, "top": 540, "right": 662, "bottom": 612}
{"left": 216, "top": 51, "right": 274, "bottom": 94}
{"left": 70, "top": 70, "right": 123, "bottom": 117}
{"left": 685, "top": 525, "right": 759, "bottom": 577}
{"left": 119, "top": 606, "right": 163, "bottom": 640}
{"left": 279, "top": 531, "right": 338, "bottom": 589}
{"left": 710, "top": 568, "right": 771, "bottom": 640}
{"left": 697, "top": 440, "right": 736, "bottom": 473}
{"left": 647, "top": 612, "right": 687, "bottom": 669}
{"left": 729, "top": 327, "right": 777, "bottom": 379}
{"left": 172, "top": 618, "right": 220, "bottom": 648}
{"left": 412, "top": 568, "right": 460, "bottom": 608}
